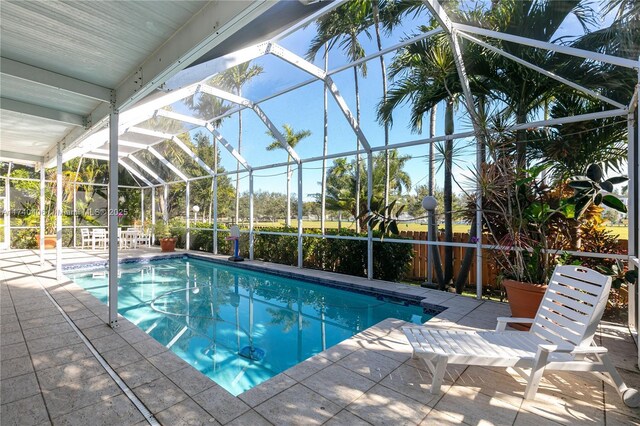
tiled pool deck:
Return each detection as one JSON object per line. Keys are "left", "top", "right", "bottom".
{"left": 1, "top": 248, "right": 639, "bottom": 425}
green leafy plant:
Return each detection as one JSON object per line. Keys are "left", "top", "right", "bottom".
{"left": 568, "top": 163, "right": 628, "bottom": 218}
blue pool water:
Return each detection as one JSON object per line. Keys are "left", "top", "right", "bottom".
{"left": 68, "top": 257, "right": 432, "bottom": 395}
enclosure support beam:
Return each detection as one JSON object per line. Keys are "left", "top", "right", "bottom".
{"left": 249, "top": 170, "right": 254, "bottom": 260}
{"left": 453, "top": 23, "right": 638, "bottom": 69}
{"left": 629, "top": 67, "right": 639, "bottom": 348}
{"left": 213, "top": 175, "right": 218, "bottom": 255}
{"left": 147, "top": 147, "right": 189, "bottom": 182}
{"left": 367, "top": 153, "right": 374, "bottom": 280}
{"left": 140, "top": 189, "right": 145, "bottom": 227}
{"left": 118, "top": 159, "right": 154, "bottom": 187}
{"left": 4, "top": 164, "right": 10, "bottom": 250}
{"left": 163, "top": 185, "right": 168, "bottom": 223}
{"left": 457, "top": 31, "right": 627, "bottom": 110}
{"left": 126, "top": 156, "right": 166, "bottom": 185}
{"left": 297, "top": 163, "right": 303, "bottom": 268}
{"left": 423, "top": 0, "right": 485, "bottom": 298}
{"left": 39, "top": 165, "right": 45, "bottom": 265}
{"left": 55, "top": 144, "right": 62, "bottom": 279}
{"left": 200, "top": 85, "right": 301, "bottom": 163}
{"left": 108, "top": 109, "right": 119, "bottom": 328}
{"left": 170, "top": 136, "right": 216, "bottom": 177}
{"left": 204, "top": 124, "right": 252, "bottom": 171}
{"left": 151, "top": 188, "right": 156, "bottom": 245}
{"left": 324, "top": 77, "right": 371, "bottom": 154}
{"left": 322, "top": 48, "right": 328, "bottom": 234}
{"left": 186, "top": 181, "right": 190, "bottom": 251}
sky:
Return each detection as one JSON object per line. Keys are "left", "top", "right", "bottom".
{"left": 174, "top": 1, "right": 616, "bottom": 203}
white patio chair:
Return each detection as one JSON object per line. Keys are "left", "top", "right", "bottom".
{"left": 80, "top": 228, "right": 91, "bottom": 249}
{"left": 91, "top": 228, "right": 108, "bottom": 250}
{"left": 402, "top": 265, "right": 639, "bottom": 407}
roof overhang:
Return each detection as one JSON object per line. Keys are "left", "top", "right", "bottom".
{"left": 0, "top": 0, "right": 330, "bottom": 169}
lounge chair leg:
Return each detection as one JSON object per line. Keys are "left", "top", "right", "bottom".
{"left": 431, "top": 355, "right": 448, "bottom": 395}
{"left": 524, "top": 347, "right": 549, "bottom": 400}
{"left": 598, "top": 353, "right": 640, "bottom": 408}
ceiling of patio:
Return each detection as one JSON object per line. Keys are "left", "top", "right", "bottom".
{"left": 0, "top": 0, "right": 328, "bottom": 167}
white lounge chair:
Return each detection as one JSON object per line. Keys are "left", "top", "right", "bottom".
{"left": 402, "top": 265, "right": 639, "bottom": 407}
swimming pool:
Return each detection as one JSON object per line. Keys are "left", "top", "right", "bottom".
{"left": 67, "top": 256, "right": 434, "bottom": 395}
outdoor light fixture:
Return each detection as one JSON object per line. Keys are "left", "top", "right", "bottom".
{"left": 118, "top": 195, "right": 125, "bottom": 204}
{"left": 192, "top": 205, "right": 200, "bottom": 222}
{"left": 422, "top": 196, "right": 437, "bottom": 211}
{"left": 422, "top": 196, "right": 438, "bottom": 287}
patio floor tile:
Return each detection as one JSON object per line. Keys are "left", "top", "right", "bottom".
{"left": 0, "top": 372, "right": 41, "bottom": 405}
{"left": 1, "top": 355, "right": 35, "bottom": 380}
{"left": 346, "top": 383, "right": 431, "bottom": 426}
{"left": 324, "top": 409, "right": 372, "bottom": 426}
{"left": 433, "top": 385, "right": 521, "bottom": 426}
{"left": 337, "top": 349, "right": 403, "bottom": 382}
{"left": 0, "top": 393, "right": 50, "bottom": 426}
{"left": 42, "top": 373, "right": 121, "bottom": 419}
{"left": 192, "top": 383, "right": 250, "bottom": 424}
{"left": 226, "top": 409, "right": 273, "bottom": 426}
{"left": 255, "top": 384, "right": 341, "bottom": 426}
{"left": 51, "top": 393, "right": 144, "bottom": 426}
{"left": 166, "top": 366, "right": 215, "bottom": 397}
{"left": 115, "top": 359, "right": 163, "bottom": 389}
{"left": 36, "top": 357, "right": 106, "bottom": 391}
{"left": 156, "top": 398, "right": 220, "bottom": 426}
{"left": 30, "top": 343, "right": 93, "bottom": 371}
{"left": 302, "top": 364, "right": 376, "bottom": 408}
{"left": 239, "top": 373, "right": 296, "bottom": 408}
{"left": 132, "top": 377, "right": 188, "bottom": 414}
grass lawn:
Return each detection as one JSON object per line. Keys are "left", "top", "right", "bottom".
{"left": 255, "top": 220, "right": 629, "bottom": 240}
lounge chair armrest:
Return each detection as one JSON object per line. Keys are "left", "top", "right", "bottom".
{"left": 537, "top": 344, "right": 608, "bottom": 355}
{"left": 495, "top": 317, "right": 535, "bottom": 331}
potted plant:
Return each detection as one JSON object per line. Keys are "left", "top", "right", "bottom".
{"left": 477, "top": 158, "right": 565, "bottom": 329}
{"left": 154, "top": 221, "right": 177, "bottom": 252}
{"left": 33, "top": 213, "right": 57, "bottom": 249}
{"left": 478, "top": 157, "right": 628, "bottom": 329}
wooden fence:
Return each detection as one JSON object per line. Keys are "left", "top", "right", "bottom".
{"left": 400, "top": 230, "right": 629, "bottom": 287}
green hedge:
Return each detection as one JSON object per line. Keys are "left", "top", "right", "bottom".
{"left": 154, "top": 221, "right": 413, "bottom": 283}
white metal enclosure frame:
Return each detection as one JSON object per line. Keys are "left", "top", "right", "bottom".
{"left": 1, "top": 1, "right": 636, "bottom": 341}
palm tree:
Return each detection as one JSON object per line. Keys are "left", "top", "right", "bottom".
{"left": 378, "top": 0, "right": 597, "bottom": 290}
{"left": 185, "top": 91, "right": 233, "bottom": 222}
{"left": 212, "top": 62, "right": 264, "bottom": 224}
{"left": 265, "top": 124, "right": 312, "bottom": 227}
{"left": 307, "top": 3, "right": 370, "bottom": 233}
{"left": 323, "top": 150, "right": 411, "bottom": 230}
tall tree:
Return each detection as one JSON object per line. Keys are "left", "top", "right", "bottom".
{"left": 212, "top": 62, "right": 264, "bottom": 224}
{"left": 308, "top": 2, "right": 370, "bottom": 232}
{"left": 265, "top": 124, "right": 312, "bottom": 226}
{"left": 322, "top": 150, "right": 411, "bottom": 230}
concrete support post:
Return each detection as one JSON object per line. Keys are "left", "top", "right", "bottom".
{"left": 39, "top": 165, "right": 45, "bottom": 265}
{"left": 249, "top": 170, "right": 254, "bottom": 260}
{"left": 367, "top": 153, "right": 374, "bottom": 280}
{"left": 297, "top": 163, "right": 303, "bottom": 268}
{"left": 108, "top": 109, "right": 119, "bottom": 327}
{"left": 55, "top": 144, "right": 62, "bottom": 279}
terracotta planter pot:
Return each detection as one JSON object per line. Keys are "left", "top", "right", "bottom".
{"left": 35, "top": 235, "right": 57, "bottom": 249}
{"left": 502, "top": 279, "right": 547, "bottom": 331}
{"left": 160, "top": 237, "right": 177, "bottom": 252}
